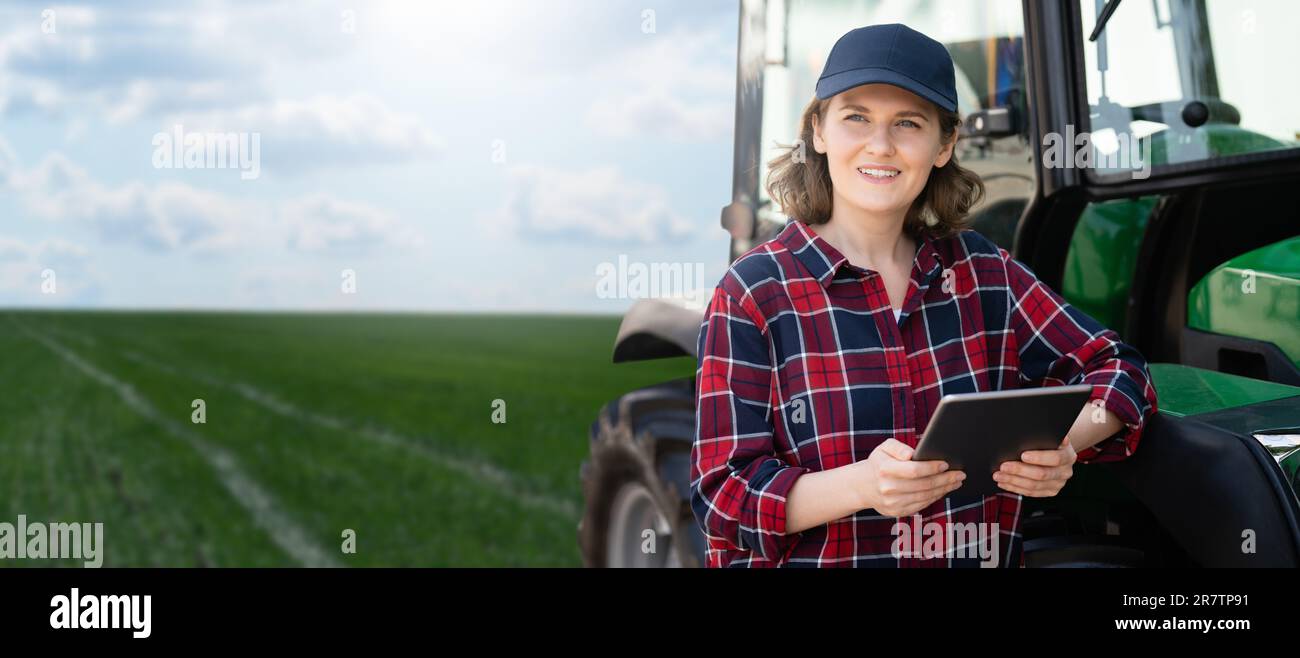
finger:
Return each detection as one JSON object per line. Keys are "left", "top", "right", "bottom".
{"left": 995, "top": 480, "right": 1036, "bottom": 496}
{"left": 1061, "top": 438, "right": 1077, "bottom": 459}
{"left": 1019, "top": 447, "right": 1070, "bottom": 467}
{"left": 892, "top": 478, "right": 964, "bottom": 512}
{"left": 1006, "top": 463, "right": 1072, "bottom": 482}
{"left": 880, "top": 470, "right": 965, "bottom": 494}
{"left": 913, "top": 477, "right": 967, "bottom": 504}
{"left": 993, "top": 471, "right": 1062, "bottom": 494}
{"left": 885, "top": 458, "right": 950, "bottom": 479}
{"left": 1003, "top": 482, "right": 1058, "bottom": 498}
{"left": 999, "top": 460, "right": 1051, "bottom": 480}
{"left": 877, "top": 438, "right": 915, "bottom": 461}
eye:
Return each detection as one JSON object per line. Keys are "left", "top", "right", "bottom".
{"left": 897, "top": 119, "right": 921, "bottom": 128}
{"left": 845, "top": 113, "right": 867, "bottom": 122}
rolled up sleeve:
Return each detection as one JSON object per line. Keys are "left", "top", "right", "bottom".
{"left": 1001, "top": 248, "right": 1158, "bottom": 464}
{"left": 691, "top": 284, "right": 808, "bottom": 562}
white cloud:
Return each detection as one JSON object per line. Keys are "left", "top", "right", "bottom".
{"left": 283, "top": 194, "right": 424, "bottom": 254}
{"left": 596, "top": 27, "right": 735, "bottom": 91}
{"left": 487, "top": 164, "right": 695, "bottom": 245}
{"left": 13, "top": 152, "right": 264, "bottom": 252}
{"left": 0, "top": 1, "right": 359, "bottom": 121}
{"left": 0, "top": 134, "right": 18, "bottom": 186}
{"left": 586, "top": 89, "right": 732, "bottom": 141}
{"left": 583, "top": 27, "right": 734, "bottom": 142}
{"left": 167, "top": 94, "right": 443, "bottom": 173}
{"left": 0, "top": 236, "right": 101, "bottom": 303}
{"left": 2, "top": 141, "right": 422, "bottom": 256}
{"left": 103, "top": 78, "right": 265, "bottom": 125}
{"left": 0, "top": 4, "right": 258, "bottom": 120}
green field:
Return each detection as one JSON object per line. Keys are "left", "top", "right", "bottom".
{"left": 1, "top": 310, "right": 695, "bottom": 567}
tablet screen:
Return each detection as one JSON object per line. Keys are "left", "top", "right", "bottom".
{"left": 913, "top": 385, "right": 1093, "bottom": 497}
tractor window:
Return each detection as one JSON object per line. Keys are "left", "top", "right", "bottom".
{"left": 757, "top": 0, "right": 1033, "bottom": 248}
{"left": 1079, "top": 0, "right": 1300, "bottom": 179}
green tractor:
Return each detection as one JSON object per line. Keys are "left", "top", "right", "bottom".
{"left": 579, "top": 0, "right": 1300, "bottom": 568}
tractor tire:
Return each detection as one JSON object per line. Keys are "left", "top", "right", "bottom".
{"left": 578, "top": 377, "right": 706, "bottom": 568}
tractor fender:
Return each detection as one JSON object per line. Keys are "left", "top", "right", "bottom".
{"left": 611, "top": 298, "right": 706, "bottom": 363}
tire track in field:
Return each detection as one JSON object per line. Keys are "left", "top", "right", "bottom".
{"left": 12, "top": 319, "right": 341, "bottom": 568}
{"left": 98, "top": 334, "right": 581, "bottom": 520}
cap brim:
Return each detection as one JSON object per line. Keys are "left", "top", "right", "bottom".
{"left": 815, "top": 67, "right": 957, "bottom": 112}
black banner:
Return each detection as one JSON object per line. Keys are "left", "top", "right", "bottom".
{"left": 0, "top": 567, "right": 1294, "bottom": 644}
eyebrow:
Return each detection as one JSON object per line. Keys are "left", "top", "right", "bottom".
{"left": 839, "top": 104, "right": 929, "bottom": 120}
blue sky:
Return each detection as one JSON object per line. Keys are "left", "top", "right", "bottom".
{"left": 0, "top": 0, "right": 738, "bottom": 312}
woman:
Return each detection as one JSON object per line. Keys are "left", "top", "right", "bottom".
{"left": 690, "top": 24, "right": 1157, "bottom": 568}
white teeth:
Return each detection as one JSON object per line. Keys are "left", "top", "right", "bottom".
{"left": 857, "top": 167, "right": 899, "bottom": 177}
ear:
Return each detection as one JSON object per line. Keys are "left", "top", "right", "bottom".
{"left": 933, "top": 132, "right": 956, "bottom": 168}
{"left": 811, "top": 112, "right": 826, "bottom": 154}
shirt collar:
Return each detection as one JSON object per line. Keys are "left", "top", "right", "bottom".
{"left": 777, "top": 219, "right": 944, "bottom": 289}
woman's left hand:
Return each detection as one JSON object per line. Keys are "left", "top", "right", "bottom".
{"left": 993, "top": 437, "right": 1076, "bottom": 497}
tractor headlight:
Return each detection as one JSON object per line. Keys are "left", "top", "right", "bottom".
{"left": 1253, "top": 432, "right": 1300, "bottom": 498}
{"left": 1253, "top": 432, "right": 1300, "bottom": 462}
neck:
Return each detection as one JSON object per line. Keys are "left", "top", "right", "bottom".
{"left": 811, "top": 197, "right": 913, "bottom": 270}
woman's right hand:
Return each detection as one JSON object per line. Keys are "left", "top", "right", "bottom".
{"left": 853, "top": 439, "right": 965, "bottom": 517}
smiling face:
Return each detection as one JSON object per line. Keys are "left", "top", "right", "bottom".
{"left": 811, "top": 83, "right": 956, "bottom": 224}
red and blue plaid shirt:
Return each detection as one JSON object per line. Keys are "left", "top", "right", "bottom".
{"left": 691, "top": 220, "right": 1157, "bottom": 567}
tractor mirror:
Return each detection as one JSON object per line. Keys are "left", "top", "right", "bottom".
{"left": 963, "top": 107, "right": 1017, "bottom": 139}
{"left": 719, "top": 201, "right": 755, "bottom": 241}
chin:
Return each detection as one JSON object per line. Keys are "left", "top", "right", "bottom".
{"left": 842, "top": 193, "right": 908, "bottom": 217}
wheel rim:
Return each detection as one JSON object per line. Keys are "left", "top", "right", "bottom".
{"left": 606, "top": 481, "right": 676, "bottom": 568}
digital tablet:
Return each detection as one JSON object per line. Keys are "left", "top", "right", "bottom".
{"left": 912, "top": 385, "right": 1093, "bottom": 498}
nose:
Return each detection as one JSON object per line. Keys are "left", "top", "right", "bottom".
{"left": 862, "top": 122, "right": 896, "bottom": 158}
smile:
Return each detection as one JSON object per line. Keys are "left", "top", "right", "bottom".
{"left": 857, "top": 166, "right": 901, "bottom": 184}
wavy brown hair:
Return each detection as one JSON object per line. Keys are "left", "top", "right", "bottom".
{"left": 765, "top": 95, "right": 984, "bottom": 240}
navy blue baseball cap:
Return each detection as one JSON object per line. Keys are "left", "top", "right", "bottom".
{"left": 814, "top": 23, "right": 958, "bottom": 113}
